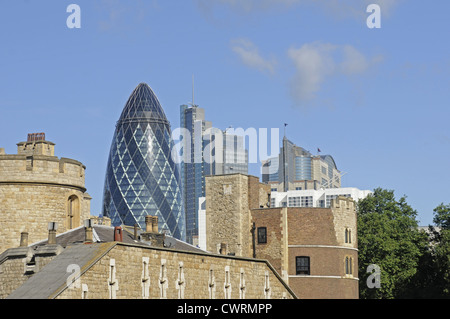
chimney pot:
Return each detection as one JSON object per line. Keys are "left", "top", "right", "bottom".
{"left": 84, "top": 219, "right": 93, "bottom": 243}
{"left": 145, "top": 215, "right": 152, "bottom": 232}
{"left": 114, "top": 226, "right": 123, "bottom": 242}
{"left": 152, "top": 216, "right": 159, "bottom": 233}
{"left": 48, "top": 222, "right": 57, "bottom": 245}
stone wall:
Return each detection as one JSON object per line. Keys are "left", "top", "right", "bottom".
{"left": 0, "top": 245, "right": 63, "bottom": 299}
{"left": 252, "top": 200, "right": 359, "bottom": 299}
{"left": 205, "top": 174, "right": 249, "bottom": 257}
{"left": 56, "top": 243, "right": 296, "bottom": 299}
{"left": 0, "top": 141, "right": 91, "bottom": 252}
{"left": 205, "top": 174, "right": 270, "bottom": 258}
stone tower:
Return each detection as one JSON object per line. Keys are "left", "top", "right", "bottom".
{"left": 204, "top": 173, "right": 359, "bottom": 299}
{"left": 0, "top": 133, "right": 91, "bottom": 252}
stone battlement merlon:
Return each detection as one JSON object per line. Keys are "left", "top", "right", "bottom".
{"left": 0, "top": 150, "right": 86, "bottom": 188}
{"left": 17, "top": 140, "right": 56, "bottom": 157}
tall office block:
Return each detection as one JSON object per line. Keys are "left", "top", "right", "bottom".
{"left": 180, "top": 104, "right": 211, "bottom": 244}
{"left": 180, "top": 105, "right": 248, "bottom": 245}
{"left": 262, "top": 137, "right": 341, "bottom": 192}
{"left": 102, "top": 83, "right": 185, "bottom": 241}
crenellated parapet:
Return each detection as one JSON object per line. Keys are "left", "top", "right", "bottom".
{"left": 0, "top": 135, "right": 91, "bottom": 253}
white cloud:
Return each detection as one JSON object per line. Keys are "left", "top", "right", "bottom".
{"left": 287, "top": 43, "right": 336, "bottom": 103}
{"left": 288, "top": 42, "right": 379, "bottom": 106}
{"left": 231, "top": 39, "right": 277, "bottom": 74}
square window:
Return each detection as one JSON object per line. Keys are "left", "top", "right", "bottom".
{"left": 296, "top": 256, "right": 310, "bottom": 275}
{"left": 257, "top": 227, "right": 267, "bottom": 244}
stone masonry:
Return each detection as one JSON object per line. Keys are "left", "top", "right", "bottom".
{"left": 204, "top": 173, "right": 359, "bottom": 299}
{"left": 0, "top": 136, "right": 91, "bottom": 252}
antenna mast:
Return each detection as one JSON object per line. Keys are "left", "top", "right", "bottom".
{"left": 192, "top": 74, "right": 195, "bottom": 107}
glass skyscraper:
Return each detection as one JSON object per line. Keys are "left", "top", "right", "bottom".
{"left": 180, "top": 104, "right": 211, "bottom": 245}
{"left": 102, "top": 83, "right": 185, "bottom": 241}
{"left": 262, "top": 137, "right": 341, "bottom": 192}
{"left": 180, "top": 104, "right": 248, "bottom": 245}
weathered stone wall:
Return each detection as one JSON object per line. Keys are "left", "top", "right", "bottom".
{"left": 251, "top": 200, "right": 359, "bottom": 299}
{"left": 205, "top": 174, "right": 249, "bottom": 257}
{"left": 330, "top": 196, "right": 358, "bottom": 249}
{"left": 284, "top": 199, "right": 359, "bottom": 299}
{"left": 56, "top": 243, "right": 296, "bottom": 299}
{"left": 205, "top": 174, "right": 271, "bottom": 258}
{"left": 0, "top": 245, "right": 63, "bottom": 299}
{"left": 0, "top": 248, "right": 33, "bottom": 299}
{"left": 251, "top": 208, "right": 287, "bottom": 276}
{"left": 0, "top": 142, "right": 91, "bottom": 252}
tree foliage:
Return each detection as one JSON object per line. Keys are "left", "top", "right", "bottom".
{"left": 430, "top": 203, "right": 450, "bottom": 297}
{"left": 357, "top": 188, "right": 423, "bottom": 299}
{"left": 358, "top": 190, "right": 450, "bottom": 299}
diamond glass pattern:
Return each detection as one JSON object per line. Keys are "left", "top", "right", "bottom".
{"left": 102, "top": 83, "right": 185, "bottom": 241}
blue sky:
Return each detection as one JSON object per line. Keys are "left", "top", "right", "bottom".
{"left": 0, "top": 0, "right": 448, "bottom": 226}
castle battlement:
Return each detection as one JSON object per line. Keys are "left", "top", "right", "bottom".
{"left": 0, "top": 139, "right": 86, "bottom": 190}
{"left": 0, "top": 134, "right": 91, "bottom": 252}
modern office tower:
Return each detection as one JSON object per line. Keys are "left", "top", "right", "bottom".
{"left": 204, "top": 129, "right": 249, "bottom": 175}
{"left": 180, "top": 104, "right": 249, "bottom": 245}
{"left": 180, "top": 104, "right": 211, "bottom": 244}
{"left": 262, "top": 137, "right": 341, "bottom": 192}
{"left": 270, "top": 187, "right": 372, "bottom": 208}
{"left": 102, "top": 83, "right": 185, "bottom": 241}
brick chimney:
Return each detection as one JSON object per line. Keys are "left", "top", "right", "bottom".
{"left": 152, "top": 216, "right": 159, "bottom": 233}
{"left": 145, "top": 215, "right": 152, "bottom": 232}
{"left": 114, "top": 226, "right": 123, "bottom": 242}
{"left": 141, "top": 215, "right": 164, "bottom": 247}
{"left": 48, "top": 222, "right": 57, "bottom": 245}
{"left": 84, "top": 219, "right": 93, "bottom": 243}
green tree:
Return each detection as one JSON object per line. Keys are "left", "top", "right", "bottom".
{"left": 430, "top": 203, "right": 450, "bottom": 297}
{"left": 357, "top": 188, "right": 424, "bottom": 299}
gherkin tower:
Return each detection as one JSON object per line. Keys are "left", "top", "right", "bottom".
{"left": 102, "top": 83, "right": 185, "bottom": 241}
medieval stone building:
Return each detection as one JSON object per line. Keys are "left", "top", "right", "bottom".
{"left": 0, "top": 134, "right": 92, "bottom": 253}
{"left": 0, "top": 215, "right": 296, "bottom": 299}
{"left": 203, "top": 173, "right": 359, "bottom": 299}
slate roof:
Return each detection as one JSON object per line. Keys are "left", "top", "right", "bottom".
{"left": 7, "top": 243, "right": 115, "bottom": 299}
{"left": 30, "top": 224, "right": 206, "bottom": 254}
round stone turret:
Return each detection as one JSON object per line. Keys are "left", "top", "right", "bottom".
{"left": 0, "top": 134, "right": 91, "bottom": 252}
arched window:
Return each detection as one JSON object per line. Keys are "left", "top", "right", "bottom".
{"left": 67, "top": 195, "right": 80, "bottom": 229}
{"left": 345, "top": 256, "right": 353, "bottom": 275}
{"left": 345, "top": 257, "right": 350, "bottom": 274}
{"left": 345, "top": 228, "right": 352, "bottom": 244}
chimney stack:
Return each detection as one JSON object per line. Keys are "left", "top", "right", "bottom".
{"left": 134, "top": 223, "right": 139, "bottom": 240}
{"left": 152, "top": 216, "right": 159, "bottom": 233}
{"left": 114, "top": 226, "right": 123, "bottom": 242}
{"left": 48, "top": 222, "right": 58, "bottom": 245}
{"left": 20, "top": 232, "right": 29, "bottom": 247}
{"left": 145, "top": 215, "right": 159, "bottom": 233}
{"left": 145, "top": 216, "right": 152, "bottom": 232}
{"left": 220, "top": 243, "right": 228, "bottom": 255}
{"left": 84, "top": 219, "right": 93, "bottom": 243}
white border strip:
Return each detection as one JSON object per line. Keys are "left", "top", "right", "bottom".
{"left": 288, "top": 245, "right": 358, "bottom": 251}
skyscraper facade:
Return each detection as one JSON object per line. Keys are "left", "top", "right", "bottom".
{"left": 102, "top": 83, "right": 185, "bottom": 241}
{"left": 180, "top": 104, "right": 248, "bottom": 245}
{"left": 180, "top": 104, "right": 211, "bottom": 244}
{"left": 262, "top": 137, "right": 341, "bottom": 192}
